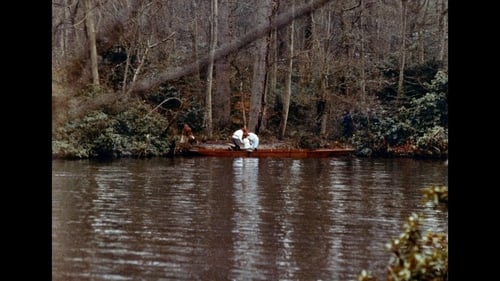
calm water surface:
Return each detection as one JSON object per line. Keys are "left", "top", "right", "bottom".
{"left": 52, "top": 156, "right": 448, "bottom": 281}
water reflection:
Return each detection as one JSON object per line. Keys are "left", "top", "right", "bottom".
{"left": 231, "top": 158, "right": 266, "bottom": 280}
{"left": 53, "top": 157, "right": 447, "bottom": 281}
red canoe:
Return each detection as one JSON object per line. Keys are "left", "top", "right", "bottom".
{"left": 185, "top": 147, "right": 355, "bottom": 158}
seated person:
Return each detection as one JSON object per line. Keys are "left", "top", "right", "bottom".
{"left": 247, "top": 132, "right": 259, "bottom": 150}
{"left": 179, "top": 123, "right": 196, "bottom": 148}
{"left": 231, "top": 127, "right": 247, "bottom": 150}
{"left": 242, "top": 136, "right": 252, "bottom": 150}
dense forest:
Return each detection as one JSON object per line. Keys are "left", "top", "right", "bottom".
{"left": 52, "top": 0, "right": 448, "bottom": 159}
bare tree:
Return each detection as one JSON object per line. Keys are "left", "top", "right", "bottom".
{"left": 190, "top": 0, "right": 202, "bottom": 86}
{"left": 204, "top": 0, "right": 218, "bottom": 138}
{"left": 55, "top": 0, "right": 84, "bottom": 58}
{"left": 84, "top": 0, "right": 100, "bottom": 87}
{"left": 214, "top": 0, "right": 233, "bottom": 130}
{"left": 52, "top": 0, "right": 70, "bottom": 60}
{"left": 279, "top": 1, "right": 295, "bottom": 140}
{"left": 417, "top": 0, "right": 430, "bottom": 64}
{"left": 269, "top": 27, "right": 278, "bottom": 109}
{"left": 359, "top": 0, "right": 367, "bottom": 98}
{"left": 131, "top": 0, "right": 334, "bottom": 94}
{"left": 397, "top": 0, "right": 408, "bottom": 99}
{"left": 126, "top": 34, "right": 175, "bottom": 95}
{"left": 248, "top": 0, "right": 272, "bottom": 133}
{"left": 437, "top": 0, "right": 448, "bottom": 65}
{"left": 316, "top": 7, "right": 333, "bottom": 137}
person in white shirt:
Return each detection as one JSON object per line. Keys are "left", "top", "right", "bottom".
{"left": 231, "top": 127, "right": 247, "bottom": 150}
{"left": 246, "top": 132, "right": 259, "bottom": 150}
{"left": 242, "top": 137, "right": 252, "bottom": 150}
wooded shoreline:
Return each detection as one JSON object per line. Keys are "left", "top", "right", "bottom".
{"left": 52, "top": 0, "right": 448, "bottom": 161}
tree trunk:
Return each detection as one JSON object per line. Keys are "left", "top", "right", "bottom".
{"left": 239, "top": 81, "right": 247, "bottom": 128}
{"left": 259, "top": 1, "right": 280, "bottom": 134}
{"left": 359, "top": 0, "right": 366, "bottom": 99}
{"left": 264, "top": 26, "right": 278, "bottom": 134}
{"left": 270, "top": 27, "right": 278, "bottom": 101}
{"left": 319, "top": 8, "right": 332, "bottom": 137}
{"left": 397, "top": 0, "right": 408, "bottom": 100}
{"left": 61, "top": 0, "right": 70, "bottom": 57}
{"left": 84, "top": 0, "right": 100, "bottom": 87}
{"left": 340, "top": 8, "right": 351, "bottom": 96}
{"left": 267, "top": 3, "right": 280, "bottom": 133}
{"left": 259, "top": 72, "right": 270, "bottom": 133}
{"left": 69, "top": 1, "right": 82, "bottom": 55}
{"left": 319, "top": 75, "right": 329, "bottom": 137}
{"left": 248, "top": 0, "right": 272, "bottom": 133}
{"left": 121, "top": 46, "right": 132, "bottom": 94}
{"left": 279, "top": 6, "right": 294, "bottom": 140}
{"left": 214, "top": 0, "right": 232, "bottom": 130}
{"left": 191, "top": 0, "right": 202, "bottom": 87}
{"left": 204, "top": 0, "right": 218, "bottom": 138}
{"left": 418, "top": 0, "right": 429, "bottom": 64}
{"left": 438, "top": 0, "right": 448, "bottom": 66}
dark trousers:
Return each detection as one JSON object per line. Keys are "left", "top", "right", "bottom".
{"left": 232, "top": 138, "right": 242, "bottom": 150}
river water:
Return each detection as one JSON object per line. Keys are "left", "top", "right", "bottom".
{"left": 52, "top": 156, "right": 448, "bottom": 281}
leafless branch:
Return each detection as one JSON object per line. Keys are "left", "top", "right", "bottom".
{"left": 131, "top": 0, "right": 334, "bottom": 95}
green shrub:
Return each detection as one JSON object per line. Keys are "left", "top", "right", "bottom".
{"left": 415, "top": 126, "right": 448, "bottom": 157}
{"left": 52, "top": 99, "right": 172, "bottom": 159}
{"left": 357, "top": 186, "right": 448, "bottom": 281}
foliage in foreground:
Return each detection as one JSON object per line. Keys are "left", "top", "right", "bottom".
{"left": 357, "top": 186, "right": 448, "bottom": 281}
